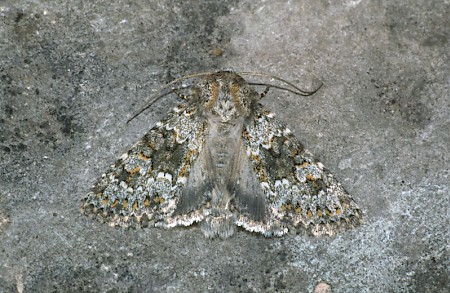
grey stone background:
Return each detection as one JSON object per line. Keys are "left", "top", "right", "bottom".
{"left": 0, "top": 0, "right": 448, "bottom": 292}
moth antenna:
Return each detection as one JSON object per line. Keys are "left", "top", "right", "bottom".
{"left": 127, "top": 71, "right": 215, "bottom": 124}
{"left": 127, "top": 71, "right": 322, "bottom": 123}
{"left": 239, "top": 71, "right": 323, "bottom": 97}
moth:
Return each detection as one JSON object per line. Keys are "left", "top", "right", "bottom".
{"left": 82, "top": 71, "right": 362, "bottom": 238}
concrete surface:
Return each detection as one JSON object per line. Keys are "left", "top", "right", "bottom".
{"left": 0, "top": 0, "right": 448, "bottom": 292}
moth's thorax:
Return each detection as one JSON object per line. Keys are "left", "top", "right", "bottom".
{"left": 196, "top": 71, "right": 259, "bottom": 122}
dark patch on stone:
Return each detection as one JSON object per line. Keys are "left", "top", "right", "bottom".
{"left": 17, "top": 143, "right": 27, "bottom": 151}
{"left": 49, "top": 106, "right": 85, "bottom": 138}
{"left": 1, "top": 74, "right": 12, "bottom": 84}
{"left": 4, "top": 105, "right": 14, "bottom": 115}
{"left": 14, "top": 11, "right": 25, "bottom": 23}
{"left": 422, "top": 33, "right": 448, "bottom": 47}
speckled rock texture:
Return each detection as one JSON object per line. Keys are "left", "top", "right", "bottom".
{"left": 0, "top": 0, "right": 448, "bottom": 292}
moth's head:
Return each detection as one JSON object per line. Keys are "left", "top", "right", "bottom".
{"left": 194, "top": 71, "right": 259, "bottom": 122}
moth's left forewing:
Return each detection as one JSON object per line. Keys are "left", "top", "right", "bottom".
{"left": 241, "top": 107, "right": 362, "bottom": 237}
{"left": 82, "top": 104, "right": 208, "bottom": 228}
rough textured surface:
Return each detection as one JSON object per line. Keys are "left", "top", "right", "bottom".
{"left": 0, "top": 0, "right": 448, "bottom": 292}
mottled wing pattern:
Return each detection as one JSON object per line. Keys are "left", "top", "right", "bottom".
{"left": 238, "top": 106, "right": 362, "bottom": 236}
{"left": 82, "top": 104, "right": 208, "bottom": 228}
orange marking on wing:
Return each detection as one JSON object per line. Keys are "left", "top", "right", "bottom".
{"left": 185, "top": 107, "right": 197, "bottom": 116}
{"left": 186, "top": 148, "right": 198, "bottom": 161}
{"left": 111, "top": 199, "right": 119, "bottom": 208}
{"left": 139, "top": 153, "right": 150, "bottom": 161}
{"left": 172, "top": 130, "right": 180, "bottom": 143}
{"left": 299, "top": 162, "right": 310, "bottom": 168}
{"left": 242, "top": 130, "right": 252, "bottom": 139}
{"left": 129, "top": 166, "right": 141, "bottom": 175}
{"left": 306, "top": 174, "right": 316, "bottom": 181}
